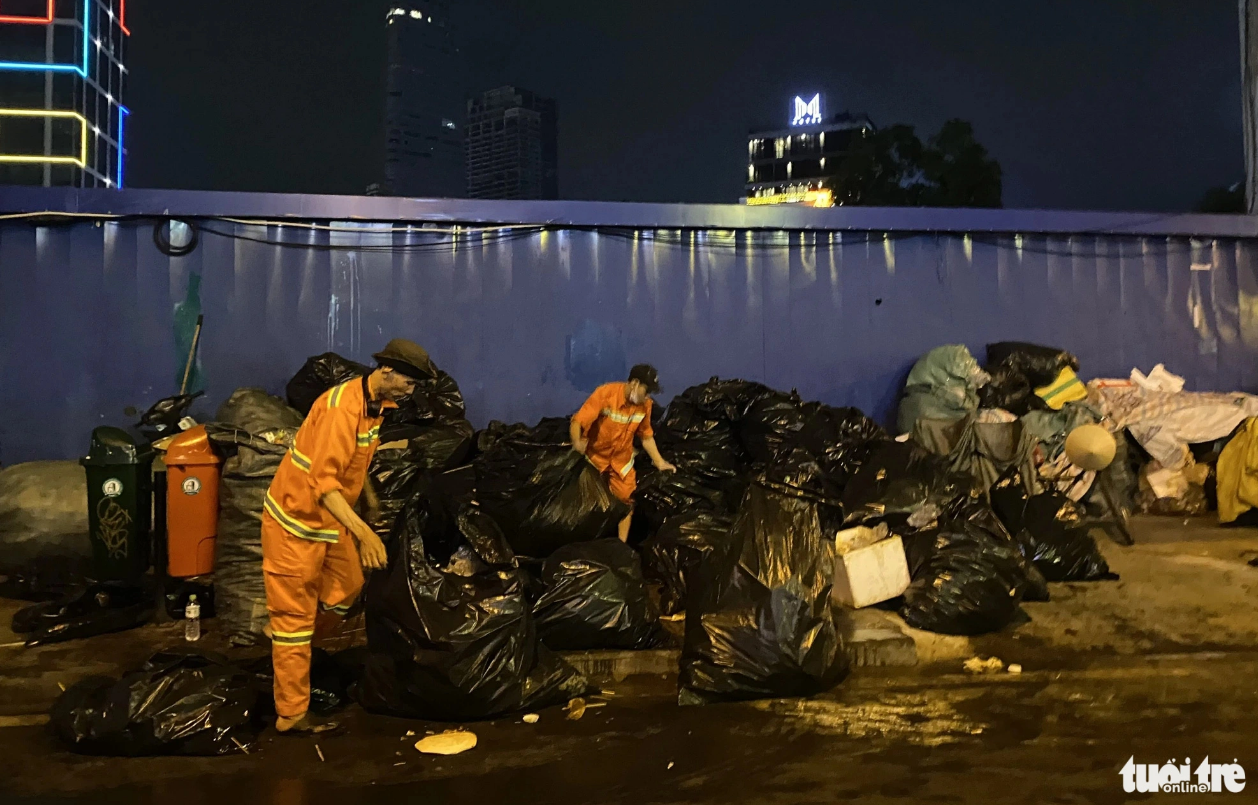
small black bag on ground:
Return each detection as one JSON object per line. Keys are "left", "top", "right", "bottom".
{"left": 50, "top": 650, "right": 266, "bottom": 756}
{"left": 643, "top": 512, "right": 734, "bottom": 616}
{"left": 356, "top": 482, "right": 586, "bottom": 720}
{"left": 679, "top": 477, "right": 849, "bottom": 704}
{"left": 533, "top": 539, "right": 664, "bottom": 650}
{"left": 990, "top": 473, "right": 1116, "bottom": 582}
{"left": 899, "top": 515, "right": 1031, "bottom": 636}
{"left": 12, "top": 581, "right": 153, "bottom": 646}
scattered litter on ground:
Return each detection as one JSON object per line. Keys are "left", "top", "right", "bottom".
{"left": 668, "top": 761, "right": 675, "bottom": 770}
{"left": 405, "top": 730, "right": 415, "bottom": 737}
{"left": 414, "top": 730, "right": 477, "bottom": 755}
{"left": 523, "top": 714, "right": 539, "bottom": 724}
{"left": 963, "top": 656, "right": 1005, "bottom": 674}
{"left": 565, "top": 698, "right": 587, "bottom": 721}
{"left": 1008, "top": 664, "right": 1023, "bottom": 674}
{"left": 393, "top": 762, "right": 405, "bottom": 767}
{"left": 315, "top": 744, "right": 325, "bottom": 762}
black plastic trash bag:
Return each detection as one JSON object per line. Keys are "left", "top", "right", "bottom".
{"left": 357, "top": 486, "right": 586, "bottom": 720}
{"left": 679, "top": 478, "right": 849, "bottom": 704}
{"left": 977, "top": 364, "right": 1041, "bottom": 415}
{"left": 382, "top": 370, "right": 468, "bottom": 439}
{"left": 633, "top": 468, "right": 731, "bottom": 540}
{"left": 899, "top": 519, "right": 1031, "bottom": 636}
{"left": 138, "top": 392, "right": 203, "bottom": 440}
{"left": 50, "top": 651, "right": 266, "bottom": 756}
{"left": 533, "top": 539, "right": 664, "bottom": 650}
{"left": 979, "top": 342, "right": 1079, "bottom": 415}
{"left": 643, "top": 512, "right": 734, "bottom": 616}
{"left": 476, "top": 429, "right": 629, "bottom": 558}
{"left": 788, "top": 405, "right": 888, "bottom": 484}
{"left": 985, "top": 342, "right": 1079, "bottom": 388}
{"left": 683, "top": 378, "right": 776, "bottom": 423}
{"left": 12, "top": 582, "right": 153, "bottom": 646}
{"left": 286, "top": 353, "right": 370, "bottom": 415}
{"left": 990, "top": 475, "right": 1115, "bottom": 582}
{"left": 738, "top": 392, "right": 814, "bottom": 464}
{"left": 841, "top": 441, "right": 971, "bottom": 530}
{"left": 0, "top": 555, "right": 91, "bottom": 602}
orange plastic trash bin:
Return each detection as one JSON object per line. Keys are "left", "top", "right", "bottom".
{"left": 164, "top": 425, "right": 223, "bottom": 578}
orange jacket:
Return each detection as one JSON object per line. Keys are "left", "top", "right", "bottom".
{"left": 573, "top": 382, "right": 654, "bottom": 478}
{"left": 265, "top": 376, "right": 393, "bottom": 543}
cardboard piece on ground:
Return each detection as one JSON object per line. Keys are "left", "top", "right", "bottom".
{"left": 832, "top": 535, "right": 910, "bottom": 609}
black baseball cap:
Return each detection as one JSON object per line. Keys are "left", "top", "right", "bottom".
{"left": 373, "top": 338, "right": 438, "bottom": 380}
{"left": 628, "top": 364, "right": 661, "bottom": 394}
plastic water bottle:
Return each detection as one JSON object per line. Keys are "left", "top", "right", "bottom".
{"left": 184, "top": 595, "right": 201, "bottom": 642}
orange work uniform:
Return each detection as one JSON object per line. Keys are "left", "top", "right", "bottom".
{"left": 573, "top": 382, "right": 654, "bottom": 504}
{"left": 262, "top": 375, "right": 393, "bottom": 718}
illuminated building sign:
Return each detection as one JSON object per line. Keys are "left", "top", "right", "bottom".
{"left": 791, "top": 93, "right": 823, "bottom": 126}
{"left": 0, "top": 0, "right": 55, "bottom": 25}
{"left": 0, "top": 0, "right": 91, "bottom": 74}
{"left": 746, "top": 188, "right": 833, "bottom": 208}
{"left": 0, "top": 109, "right": 88, "bottom": 167}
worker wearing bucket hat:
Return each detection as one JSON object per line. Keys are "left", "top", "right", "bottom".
{"left": 262, "top": 339, "right": 435, "bottom": 735}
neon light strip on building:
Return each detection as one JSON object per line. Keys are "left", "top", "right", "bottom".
{"left": 0, "top": 0, "right": 55, "bottom": 25}
{"left": 0, "top": 0, "right": 91, "bottom": 75}
{"left": 0, "top": 109, "right": 89, "bottom": 167}
{"left": 116, "top": 105, "right": 128, "bottom": 186}
{"left": 120, "top": 0, "right": 130, "bottom": 36}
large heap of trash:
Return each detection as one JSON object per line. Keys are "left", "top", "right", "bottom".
{"left": 12, "top": 339, "right": 1258, "bottom": 756}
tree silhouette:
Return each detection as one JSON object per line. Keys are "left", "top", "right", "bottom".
{"left": 833, "top": 119, "right": 1002, "bottom": 208}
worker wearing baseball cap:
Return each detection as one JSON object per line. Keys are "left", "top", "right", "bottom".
{"left": 570, "top": 364, "right": 676, "bottom": 542}
{"left": 262, "top": 338, "right": 436, "bottom": 735}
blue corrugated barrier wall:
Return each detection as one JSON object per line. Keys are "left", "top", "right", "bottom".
{"left": 1, "top": 188, "right": 1256, "bottom": 464}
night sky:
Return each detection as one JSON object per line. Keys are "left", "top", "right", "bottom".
{"left": 126, "top": 0, "right": 1243, "bottom": 211}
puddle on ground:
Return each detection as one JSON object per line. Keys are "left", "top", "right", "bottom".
{"left": 749, "top": 689, "right": 988, "bottom": 746}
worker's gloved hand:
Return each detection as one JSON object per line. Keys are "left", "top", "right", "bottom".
{"left": 654, "top": 460, "right": 677, "bottom": 473}
{"left": 572, "top": 438, "right": 588, "bottom": 455}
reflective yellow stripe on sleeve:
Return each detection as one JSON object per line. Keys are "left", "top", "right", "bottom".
{"left": 264, "top": 493, "right": 340, "bottom": 543}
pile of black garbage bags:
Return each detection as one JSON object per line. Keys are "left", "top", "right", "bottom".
{"left": 49, "top": 359, "right": 1121, "bottom": 753}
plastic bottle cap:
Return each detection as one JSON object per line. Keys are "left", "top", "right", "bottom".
{"left": 189, "top": 595, "right": 197, "bottom": 602}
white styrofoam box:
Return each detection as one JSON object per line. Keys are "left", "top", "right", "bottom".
{"left": 832, "top": 535, "right": 911, "bottom": 609}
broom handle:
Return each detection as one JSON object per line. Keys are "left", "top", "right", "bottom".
{"left": 180, "top": 314, "right": 204, "bottom": 396}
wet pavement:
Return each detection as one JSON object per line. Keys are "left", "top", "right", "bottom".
{"left": 3, "top": 651, "right": 1256, "bottom": 805}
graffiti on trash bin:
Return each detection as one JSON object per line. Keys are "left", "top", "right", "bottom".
{"left": 96, "top": 497, "right": 133, "bottom": 560}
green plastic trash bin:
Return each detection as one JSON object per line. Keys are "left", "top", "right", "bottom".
{"left": 80, "top": 427, "right": 155, "bottom": 583}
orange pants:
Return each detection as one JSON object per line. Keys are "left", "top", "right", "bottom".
{"left": 260, "top": 512, "right": 363, "bottom": 718}
{"left": 603, "top": 467, "right": 637, "bottom": 505}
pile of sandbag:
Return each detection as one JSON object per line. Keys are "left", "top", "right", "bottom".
{"left": 206, "top": 388, "right": 302, "bottom": 646}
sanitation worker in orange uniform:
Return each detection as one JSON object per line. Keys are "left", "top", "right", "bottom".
{"left": 570, "top": 364, "right": 676, "bottom": 542}
{"left": 262, "top": 339, "right": 435, "bottom": 734}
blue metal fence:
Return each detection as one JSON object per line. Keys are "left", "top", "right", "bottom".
{"left": 1, "top": 188, "right": 1255, "bottom": 464}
